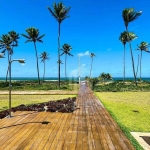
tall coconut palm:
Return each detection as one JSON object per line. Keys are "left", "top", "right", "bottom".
{"left": 119, "top": 31, "right": 137, "bottom": 83}
{"left": 90, "top": 53, "right": 96, "bottom": 78}
{"left": 122, "top": 8, "right": 142, "bottom": 85}
{"left": 137, "top": 42, "right": 150, "bottom": 80}
{"left": 0, "top": 34, "right": 12, "bottom": 82}
{"left": 60, "top": 44, "right": 73, "bottom": 80}
{"left": 47, "top": 2, "right": 71, "bottom": 89}
{"left": 22, "top": 27, "right": 45, "bottom": 84}
{"left": 5, "top": 31, "right": 20, "bottom": 81}
{"left": 40, "top": 52, "right": 50, "bottom": 81}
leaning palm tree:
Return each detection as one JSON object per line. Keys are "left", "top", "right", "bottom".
{"left": 22, "top": 27, "right": 45, "bottom": 84}
{"left": 60, "top": 44, "right": 73, "bottom": 80}
{"left": 119, "top": 31, "right": 137, "bottom": 83}
{"left": 122, "top": 8, "right": 142, "bottom": 85}
{"left": 40, "top": 52, "right": 50, "bottom": 81}
{"left": 5, "top": 31, "right": 20, "bottom": 81}
{"left": 136, "top": 42, "right": 150, "bottom": 80}
{"left": 90, "top": 53, "right": 96, "bottom": 78}
{"left": 47, "top": 2, "right": 71, "bottom": 89}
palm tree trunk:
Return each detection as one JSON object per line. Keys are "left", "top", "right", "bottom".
{"left": 90, "top": 57, "right": 93, "bottom": 78}
{"left": 6, "top": 51, "right": 10, "bottom": 82}
{"left": 140, "top": 50, "right": 142, "bottom": 81}
{"left": 6, "top": 44, "right": 14, "bottom": 82}
{"left": 136, "top": 54, "right": 140, "bottom": 77}
{"left": 6, "top": 66, "right": 9, "bottom": 82}
{"left": 126, "top": 27, "right": 137, "bottom": 86}
{"left": 34, "top": 42, "right": 40, "bottom": 85}
{"left": 65, "top": 54, "right": 67, "bottom": 80}
{"left": 58, "top": 22, "right": 61, "bottom": 89}
{"left": 123, "top": 44, "right": 126, "bottom": 84}
{"left": 43, "top": 60, "right": 45, "bottom": 81}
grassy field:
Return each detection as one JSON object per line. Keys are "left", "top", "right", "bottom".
{"left": 0, "top": 95, "right": 76, "bottom": 112}
{"left": 0, "top": 81, "right": 79, "bottom": 91}
{"left": 95, "top": 92, "right": 150, "bottom": 150}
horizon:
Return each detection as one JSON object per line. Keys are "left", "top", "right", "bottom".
{"left": 0, "top": 0, "right": 150, "bottom": 78}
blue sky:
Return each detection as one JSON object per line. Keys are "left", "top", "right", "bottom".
{"left": 0, "top": 0, "right": 150, "bottom": 78}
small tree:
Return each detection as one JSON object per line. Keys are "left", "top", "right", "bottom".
{"left": 89, "top": 77, "right": 99, "bottom": 90}
{"left": 99, "top": 72, "right": 112, "bottom": 84}
{"left": 136, "top": 42, "right": 150, "bottom": 80}
{"left": 40, "top": 52, "right": 50, "bottom": 81}
{"left": 60, "top": 44, "right": 73, "bottom": 80}
{"left": 99, "top": 72, "right": 106, "bottom": 83}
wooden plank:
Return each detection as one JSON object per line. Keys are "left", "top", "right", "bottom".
{"left": 0, "top": 84, "right": 136, "bottom": 150}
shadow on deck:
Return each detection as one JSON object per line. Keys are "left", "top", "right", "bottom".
{"left": 0, "top": 84, "right": 135, "bottom": 150}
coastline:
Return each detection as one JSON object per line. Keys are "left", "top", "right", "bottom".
{"left": 0, "top": 77, "right": 150, "bottom": 82}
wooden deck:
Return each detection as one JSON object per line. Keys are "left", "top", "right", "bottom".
{"left": 0, "top": 84, "right": 135, "bottom": 150}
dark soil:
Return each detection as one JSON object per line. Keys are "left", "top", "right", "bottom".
{"left": 0, "top": 97, "right": 77, "bottom": 119}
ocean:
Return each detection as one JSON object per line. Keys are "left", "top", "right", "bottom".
{"left": 0, "top": 77, "right": 150, "bottom": 81}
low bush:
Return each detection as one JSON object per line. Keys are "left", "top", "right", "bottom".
{"left": 94, "top": 81, "right": 150, "bottom": 92}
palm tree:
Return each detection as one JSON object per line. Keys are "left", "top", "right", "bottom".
{"left": 57, "top": 59, "right": 63, "bottom": 64}
{"left": 0, "top": 34, "right": 12, "bottom": 82}
{"left": 5, "top": 31, "right": 20, "bottom": 81}
{"left": 22, "top": 27, "right": 45, "bottom": 84}
{"left": 60, "top": 44, "right": 73, "bottom": 80}
{"left": 90, "top": 53, "right": 96, "bottom": 78}
{"left": 136, "top": 42, "right": 150, "bottom": 80}
{"left": 122, "top": 8, "right": 142, "bottom": 86}
{"left": 40, "top": 52, "right": 50, "bottom": 81}
{"left": 47, "top": 2, "right": 71, "bottom": 89}
{"left": 119, "top": 31, "right": 137, "bottom": 83}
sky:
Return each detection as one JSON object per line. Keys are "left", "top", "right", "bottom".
{"left": 0, "top": 0, "right": 150, "bottom": 78}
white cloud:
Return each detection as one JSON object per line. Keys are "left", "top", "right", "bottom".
{"left": 78, "top": 51, "right": 90, "bottom": 57}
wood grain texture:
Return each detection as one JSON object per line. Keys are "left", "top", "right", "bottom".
{"left": 0, "top": 84, "right": 135, "bottom": 150}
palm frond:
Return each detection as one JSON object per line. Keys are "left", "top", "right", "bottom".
{"left": 21, "top": 34, "right": 31, "bottom": 39}
{"left": 37, "top": 34, "right": 45, "bottom": 40}
{"left": 122, "top": 8, "right": 142, "bottom": 27}
{"left": 37, "top": 39, "right": 43, "bottom": 43}
{"left": 60, "top": 52, "right": 65, "bottom": 56}
{"left": 25, "top": 39, "right": 33, "bottom": 43}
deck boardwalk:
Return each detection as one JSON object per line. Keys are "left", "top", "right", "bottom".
{"left": 0, "top": 84, "right": 135, "bottom": 150}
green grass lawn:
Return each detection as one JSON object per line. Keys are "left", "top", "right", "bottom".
{"left": 95, "top": 92, "right": 150, "bottom": 132}
{"left": 95, "top": 92, "right": 150, "bottom": 150}
{"left": 0, "top": 95, "right": 76, "bottom": 111}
